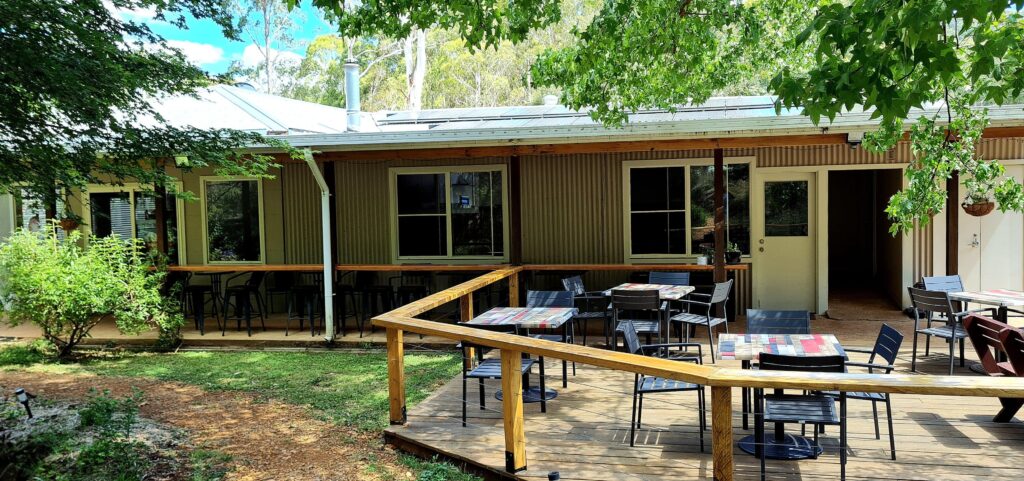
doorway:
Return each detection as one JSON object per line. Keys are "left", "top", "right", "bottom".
{"left": 827, "top": 169, "right": 903, "bottom": 317}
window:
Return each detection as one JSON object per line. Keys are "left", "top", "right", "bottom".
{"left": 85, "top": 185, "right": 184, "bottom": 264}
{"left": 202, "top": 178, "right": 263, "bottom": 263}
{"left": 12, "top": 188, "right": 66, "bottom": 238}
{"left": 764, "top": 180, "right": 809, "bottom": 236}
{"left": 624, "top": 159, "right": 752, "bottom": 258}
{"left": 392, "top": 167, "right": 507, "bottom": 260}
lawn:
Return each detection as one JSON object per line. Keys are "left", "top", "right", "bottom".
{"left": 0, "top": 343, "right": 478, "bottom": 481}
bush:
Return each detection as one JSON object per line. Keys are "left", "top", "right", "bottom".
{"left": 0, "top": 224, "right": 182, "bottom": 358}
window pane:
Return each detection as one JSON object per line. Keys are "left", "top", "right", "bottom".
{"left": 764, "top": 180, "right": 808, "bottom": 236}
{"left": 15, "top": 189, "right": 66, "bottom": 238}
{"left": 397, "top": 174, "right": 445, "bottom": 214}
{"left": 451, "top": 171, "right": 504, "bottom": 256}
{"left": 398, "top": 216, "right": 447, "bottom": 256}
{"left": 89, "top": 192, "right": 132, "bottom": 239}
{"left": 631, "top": 212, "right": 685, "bottom": 255}
{"left": 206, "top": 180, "right": 261, "bottom": 262}
{"left": 630, "top": 168, "right": 663, "bottom": 211}
{"left": 689, "top": 164, "right": 751, "bottom": 254}
{"left": 135, "top": 193, "right": 180, "bottom": 262}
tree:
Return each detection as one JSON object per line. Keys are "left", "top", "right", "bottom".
{"left": 405, "top": 27, "right": 427, "bottom": 111}
{"left": 232, "top": 0, "right": 304, "bottom": 94}
{"left": 0, "top": 0, "right": 283, "bottom": 215}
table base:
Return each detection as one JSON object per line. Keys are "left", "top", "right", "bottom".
{"left": 495, "top": 387, "right": 558, "bottom": 404}
{"left": 738, "top": 433, "right": 822, "bottom": 460}
{"left": 969, "top": 362, "right": 989, "bottom": 375}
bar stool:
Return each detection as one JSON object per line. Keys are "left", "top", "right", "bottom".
{"left": 333, "top": 283, "right": 360, "bottom": 336}
{"left": 182, "top": 273, "right": 223, "bottom": 335}
{"left": 360, "top": 285, "right": 393, "bottom": 337}
{"left": 286, "top": 273, "right": 323, "bottom": 336}
{"left": 222, "top": 272, "right": 267, "bottom": 336}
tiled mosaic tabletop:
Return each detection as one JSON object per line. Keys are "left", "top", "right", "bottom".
{"left": 950, "top": 289, "right": 1024, "bottom": 307}
{"left": 465, "top": 307, "right": 577, "bottom": 329}
{"left": 717, "top": 333, "right": 846, "bottom": 361}
{"left": 604, "top": 283, "right": 696, "bottom": 301}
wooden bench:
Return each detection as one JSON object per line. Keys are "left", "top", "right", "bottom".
{"left": 963, "top": 314, "right": 1024, "bottom": 422}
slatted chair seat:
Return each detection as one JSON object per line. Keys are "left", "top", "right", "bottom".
{"left": 917, "top": 324, "right": 967, "bottom": 339}
{"left": 764, "top": 394, "right": 840, "bottom": 424}
{"left": 637, "top": 377, "right": 700, "bottom": 393}
{"left": 466, "top": 358, "right": 535, "bottom": 379}
{"left": 671, "top": 312, "right": 728, "bottom": 327}
{"left": 530, "top": 333, "right": 564, "bottom": 342}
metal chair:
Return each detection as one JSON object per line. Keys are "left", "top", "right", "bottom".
{"left": 265, "top": 271, "right": 295, "bottom": 313}
{"left": 822, "top": 324, "right": 903, "bottom": 460}
{"left": 182, "top": 273, "right": 223, "bottom": 335}
{"left": 285, "top": 273, "right": 323, "bottom": 337}
{"left": 561, "top": 275, "right": 611, "bottom": 346}
{"left": 611, "top": 289, "right": 663, "bottom": 351}
{"left": 924, "top": 274, "right": 1019, "bottom": 319}
{"left": 755, "top": 353, "right": 847, "bottom": 481}
{"left": 222, "top": 272, "right": 267, "bottom": 337}
{"left": 459, "top": 325, "right": 540, "bottom": 427}
{"left": 671, "top": 279, "right": 733, "bottom": 362}
{"left": 525, "top": 290, "right": 576, "bottom": 386}
{"left": 621, "top": 321, "right": 705, "bottom": 450}
{"left": 746, "top": 309, "right": 811, "bottom": 334}
{"left": 907, "top": 287, "right": 969, "bottom": 374}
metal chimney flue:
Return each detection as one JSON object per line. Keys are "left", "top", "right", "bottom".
{"left": 344, "top": 60, "right": 361, "bottom": 131}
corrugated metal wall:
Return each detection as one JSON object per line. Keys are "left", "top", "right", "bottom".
{"left": 281, "top": 163, "right": 322, "bottom": 263}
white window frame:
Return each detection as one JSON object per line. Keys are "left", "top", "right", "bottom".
{"left": 200, "top": 176, "right": 266, "bottom": 265}
{"left": 623, "top": 157, "right": 755, "bottom": 262}
{"left": 82, "top": 182, "right": 187, "bottom": 265}
{"left": 389, "top": 165, "right": 510, "bottom": 263}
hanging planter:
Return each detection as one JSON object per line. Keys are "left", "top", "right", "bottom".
{"left": 962, "top": 200, "right": 995, "bottom": 217}
{"left": 59, "top": 218, "right": 79, "bottom": 232}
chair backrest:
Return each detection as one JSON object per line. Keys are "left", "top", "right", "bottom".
{"left": 621, "top": 321, "right": 643, "bottom": 355}
{"left": 998, "top": 327, "right": 1024, "bottom": 376}
{"left": 922, "top": 275, "right": 965, "bottom": 293}
{"left": 964, "top": 314, "right": 1014, "bottom": 375}
{"left": 758, "top": 353, "right": 846, "bottom": 373}
{"left": 561, "top": 276, "right": 586, "bottom": 296}
{"left": 246, "top": 271, "right": 267, "bottom": 289}
{"left": 746, "top": 309, "right": 810, "bottom": 334}
{"left": 709, "top": 279, "right": 734, "bottom": 304}
{"left": 611, "top": 289, "right": 661, "bottom": 312}
{"left": 648, "top": 271, "right": 691, "bottom": 286}
{"left": 526, "top": 290, "right": 574, "bottom": 308}
{"left": 869, "top": 324, "right": 904, "bottom": 371}
{"left": 907, "top": 287, "right": 956, "bottom": 320}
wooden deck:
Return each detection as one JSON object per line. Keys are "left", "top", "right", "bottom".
{"left": 386, "top": 345, "right": 1024, "bottom": 480}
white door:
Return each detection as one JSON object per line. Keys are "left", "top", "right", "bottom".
{"left": 960, "top": 165, "right": 1024, "bottom": 291}
{"left": 753, "top": 172, "right": 817, "bottom": 310}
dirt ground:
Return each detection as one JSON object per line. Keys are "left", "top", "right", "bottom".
{"left": 0, "top": 371, "right": 413, "bottom": 481}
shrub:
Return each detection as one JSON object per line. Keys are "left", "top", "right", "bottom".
{"left": 0, "top": 224, "right": 182, "bottom": 358}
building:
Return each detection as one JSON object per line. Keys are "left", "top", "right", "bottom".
{"left": 2, "top": 84, "right": 1023, "bottom": 318}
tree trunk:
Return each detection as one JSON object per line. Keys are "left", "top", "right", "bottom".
{"left": 405, "top": 29, "right": 426, "bottom": 111}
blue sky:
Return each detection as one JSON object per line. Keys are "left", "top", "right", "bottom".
{"left": 115, "top": 2, "right": 333, "bottom": 74}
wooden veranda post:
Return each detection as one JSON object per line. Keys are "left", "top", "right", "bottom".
{"left": 500, "top": 349, "right": 528, "bottom": 473}
{"left": 713, "top": 148, "right": 727, "bottom": 318}
{"left": 509, "top": 271, "right": 520, "bottom": 307}
{"left": 386, "top": 328, "right": 407, "bottom": 425}
{"left": 711, "top": 386, "right": 734, "bottom": 481}
{"left": 461, "top": 295, "right": 476, "bottom": 363}
{"left": 946, "top": 171, "right": 959, "bottom": 275}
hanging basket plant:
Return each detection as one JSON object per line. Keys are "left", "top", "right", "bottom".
{"left": 962, "top": 200, "right": 995, "bottom": 216}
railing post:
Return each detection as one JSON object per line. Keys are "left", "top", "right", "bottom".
{"left": 460, "top": 295, "right": 476, "bottom": 363}
{"left": 386, "top": 327, "right": 407, "bottom": 425}
{"left": 500, "top": 349, "right": 528, "bottom": 473}
{"left": 711, "top": 386, "right": 734, "bottom": 481}
{"left": 509, "top": 271, "right": 520, "bottom": 307}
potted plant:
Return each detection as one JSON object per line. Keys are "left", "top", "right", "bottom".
{"left": 726, "top": 242, "right": 742, "bottom": 264}
{"left": 961, "top": 158, "right": 1003, "bottom": 216}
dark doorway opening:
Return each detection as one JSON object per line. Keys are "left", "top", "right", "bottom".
{"left": 828, "top": 169, "right": 903, "bottom": 318}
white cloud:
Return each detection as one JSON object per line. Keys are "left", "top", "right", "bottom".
{"left": 241, "top": 44, "right": 303, "bottom": 68}
{"left": 102, "top": 1, "right": 161, "bottom": 23}
{"left": 166, "top": 40, "right": 224, "bottom": 66}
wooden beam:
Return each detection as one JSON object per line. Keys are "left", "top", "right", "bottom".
{"left": 946, "top": 171, "right": 959, "bottom": 275}
{"left": 386, "top": 327, "right": 406, "bottom": 425}
{"left": 508, "top": 271, "right": 520, "bottom": 307}
{"left": 713, "top": 148, "right": 727, "bottom": 284}
{"left": 500, "top": 349, "right": 527, "bottom": 473}
{"left": 711, "top": 386, "right": 734, "bottom": 481}
{"left": 509, "top": 155, "right": 523, "bottom": 265}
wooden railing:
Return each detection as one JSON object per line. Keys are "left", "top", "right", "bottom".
{"left": 373, "top": 267, "right": 1024, "bottom": 479}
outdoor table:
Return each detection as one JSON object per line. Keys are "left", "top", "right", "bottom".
{"left": 717, "top": 333, "right": 847, "bottom": 461}
{"left": 464, "top": 307, "right": 577, "bottom": 404}
{"left": 603, "top": 283, "right": 697, "bottom": 343}
{"left": 950, "top": 289, "right": 1024, "bottom": 374}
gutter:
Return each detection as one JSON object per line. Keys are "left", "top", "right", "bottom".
{"left": 302, "top": 149, "right": 335, "bottom": 342}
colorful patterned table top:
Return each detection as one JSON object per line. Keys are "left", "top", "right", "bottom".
{"left": 717, "top": 334, "right": 846, "bottom": 361}
{"left": 950, "top": 289, "right": 1024, "bottom": 307}
{"left": 604, "top": 283, "right": 696, "bottom": 300}
{"left": 465, "top": 307, "right": 577, "bottom": 329}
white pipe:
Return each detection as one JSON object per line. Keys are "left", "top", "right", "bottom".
{"left": 303, "top": 149, "right": 335, "bottom": 342}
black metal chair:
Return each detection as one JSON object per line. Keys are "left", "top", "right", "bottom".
{"left": 621, "top": 321, "right": 705, "bottom": 450}
{"left": 755, "top": 353, "right": 847, "bottom": 481}
{"left": 671, "top": 279, "right": 733, "bottom": 362}
{"left": 285, "top": 273, "right": 324, "bottom": 337}
{"left": 182, "top": 273, "right": 223, "bottom": 335}
{"left": 611, "top": 289, "right": 663, "bottom": 351}
{"left": 265, "top": 271, "right": 295, "bottom": 313}
{"left": 746, "top": 309, "right": 811, "bottom": 334}
{"left": 908, "top": 287, "right": 970, "bottom": 374}
{"left": 525, "top": 290, "right": 576, "bottom": 387}
{"left": 459, "top": 325, "right": 541, "bottom": 427}
{"left": 561, "top": 275, "right": 612, "bottom": 347}
{"left": 222, "top": 272, "right": 267, "bottom": 337}
{"left": 821, "top": 324, "right": 903, "bottom": 460}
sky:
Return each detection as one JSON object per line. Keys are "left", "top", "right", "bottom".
{"left": 110, "top": 2, "right": 334, "bottom": 74}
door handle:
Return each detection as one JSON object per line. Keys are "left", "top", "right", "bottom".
{"left": 970, "top": 233, "right": 980, "bottom": 248}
